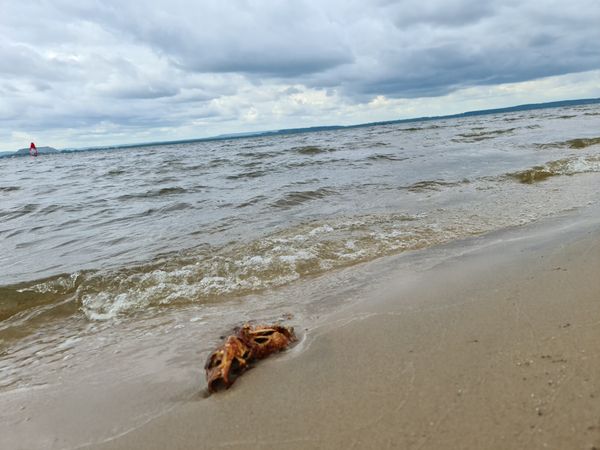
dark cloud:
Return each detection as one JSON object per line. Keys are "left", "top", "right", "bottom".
{"left": 104, "top": 83, "right": 180, "bottom": 100}
{"left": 391, "top": 0, "right": 497, "bottom": 27}
{"left": 51, "top": 0, "right": 354, "bottom": 76}
{"left": 1, "top": 0, "right": 599, "bottom": 147}
{"left": 179, "top": 50, "right": 351, "bottom": 78}
{"left": 303, "top": 0, "right": 600, "bottom": 99}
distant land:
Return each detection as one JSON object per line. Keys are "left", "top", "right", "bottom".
{"left": 1, "top": 97, "right": 599, "bottom": 158}
{"left": 14, "top": 146, "right": 59, "bottom": 155}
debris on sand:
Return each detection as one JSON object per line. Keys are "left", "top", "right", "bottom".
{"left": 205, "top": 324, "right": 296, "bottom": 392}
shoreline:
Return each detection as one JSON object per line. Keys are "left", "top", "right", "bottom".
{"left": 94, "top": 207, "right": 600, "bottom": 449}
{"left": 2, "top": 206, "right": 600, "bottom": 449}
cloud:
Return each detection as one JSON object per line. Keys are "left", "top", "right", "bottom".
{"left": 390, "top": 0, "right": 497, "bottom": 27}
{"left": 1, "top": 0, "right": 599, "bottom": 149}
{"left": 308, "top": 0, "right": 600, "bottom": 99}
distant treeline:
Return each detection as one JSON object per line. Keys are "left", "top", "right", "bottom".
{"left": 2, "top": 97, "right": 599, "bottom": 158}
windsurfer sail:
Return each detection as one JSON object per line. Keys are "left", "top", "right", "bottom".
{"left": 29, "top": 142, "right": 38, "bottom": 157}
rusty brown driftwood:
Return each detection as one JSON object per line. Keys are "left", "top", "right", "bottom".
{"left": 205, "top": 324, "right": 296, "bottom": 392}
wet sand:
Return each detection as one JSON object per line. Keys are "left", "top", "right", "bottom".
{"left": 82, "top": 210, "right": 600, "bottom": 450}
{"left": 2, "top": 208, "right": 600, "bottom": 450}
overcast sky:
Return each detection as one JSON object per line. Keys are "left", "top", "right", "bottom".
{"left": 1, "top": 0, "right": 599, "bottom": 150}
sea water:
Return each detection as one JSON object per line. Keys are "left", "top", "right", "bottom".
{"left": 1, "top": 103, "right": 599, "bottom": 399}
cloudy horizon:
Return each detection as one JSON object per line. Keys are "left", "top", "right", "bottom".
{"left": 1, "top": 0, "right": 600, "bottom": 151}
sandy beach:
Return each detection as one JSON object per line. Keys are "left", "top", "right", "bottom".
{"left": 31, "top": 207, "right": 590, "bottom": 450}
{"left": 3, "top": 2, "right": 600, "bottom": 449}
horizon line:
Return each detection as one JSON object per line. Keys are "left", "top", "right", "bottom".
{"left": 3, "top": 96, "right": 599, "bottom": 155}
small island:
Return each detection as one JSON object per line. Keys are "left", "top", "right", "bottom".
{"left": 14, "top": 146, "right": 59, "bottom": 156}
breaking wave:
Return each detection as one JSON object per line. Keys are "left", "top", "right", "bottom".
{"left": 565, "top": 137, "right": 600, "bottom": 149}
{"left": 405, "top": 179, "right": 469, "bottom": 192}
{"left": 536, "top": 136, "right": 600, "bottom": 150}
{"left": 508, "top": 155, "right": 600, "bottom": 183}
{"left": 270, "top": 188, "right": 337, "bottom": 209}
{"left": 2, "top": 212, "right": 491, "bottom": 323}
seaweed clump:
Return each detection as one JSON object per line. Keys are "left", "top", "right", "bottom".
{"left": 566, "top": 137, "right": 600, "bottom": 149}
{"left": 510, "top": 167, "right": 557, "bottom": 184}
{"left": 205, "top": 324, "right": 296, "bottom": 392}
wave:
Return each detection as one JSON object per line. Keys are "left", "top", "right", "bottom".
{"left": 536, "top": 136, "right": 600, "bottom": 150}
{"left": 117, "top": 186, "right": 187, "bottom": 200}
{"left": 400, "top": 125, "right": 442, "bottom": 132}
{"left": 207, "top": 157, "right": 232, "bottom": 168}
{"left": 226, "top": 170, "right": 268, "bottom": 180}
{"left": 6, "top": 165, "right": 599, "bottom": 328}
{"left": 454, "top": 128, "right": 516, "bottom": 142}
{"left": 0, "top": 203, "right": 39, "bottom": 220}
{"left": 270, "top": 188, "right": 337, "bottom": 209}
{"left": 292, "top": 146, "right": 335, "bottom": 155}
{"left": 106, "top": 169, "right": 126, "bottom": 176}
{"left": 39, "top": 204, "right": 64, "bottom": 214}
{"left": 508, "top": 156, "right": 600, "bottom": 183}
{"left": 235, "top": 195, "right": 269, "bottom": 209}
{"left": 0, "top": 273, "right": 80, "bottom": 323}
{"left": 565, "top": 137, "right": 600, "bottom": 149}
{"left": 366, "top": 154, "right": 408, "bottom": 162}
{"left": 237, "top": 150, "right": 285, "bottom": 159}
{"left": 0, "top": 186, "right": 20, "bottom": 192}
{"left": 2, "top": 213, "right": 449, "bottom": 323}
{"left": 405, "top": 179, "right": 469, "bottom": 192}
{"left": 283, "top": 158, "right": 345, "bottom": 170}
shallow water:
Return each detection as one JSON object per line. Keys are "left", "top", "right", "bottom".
{"left": 1, "top": 103, "right": 600, "bottom": 396}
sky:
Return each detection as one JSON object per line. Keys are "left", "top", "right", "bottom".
{"left": 1, "top": 0, "right": 600, "bottom": 150}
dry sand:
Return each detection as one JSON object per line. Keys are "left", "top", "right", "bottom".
{"left": 84, "top": 210, "right": 600, "bottom": 450}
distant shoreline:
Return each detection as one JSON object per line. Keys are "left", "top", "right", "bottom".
{"left": 2, "top": 96, "right": 599, "bottom": 158}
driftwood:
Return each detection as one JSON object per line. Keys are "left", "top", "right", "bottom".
{"left": 205, "top": 324, "right": 296, "bottom": 392}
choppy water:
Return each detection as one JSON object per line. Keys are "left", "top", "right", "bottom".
{"left": 1, "top": 103, "right": 600, "bottom": 395}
